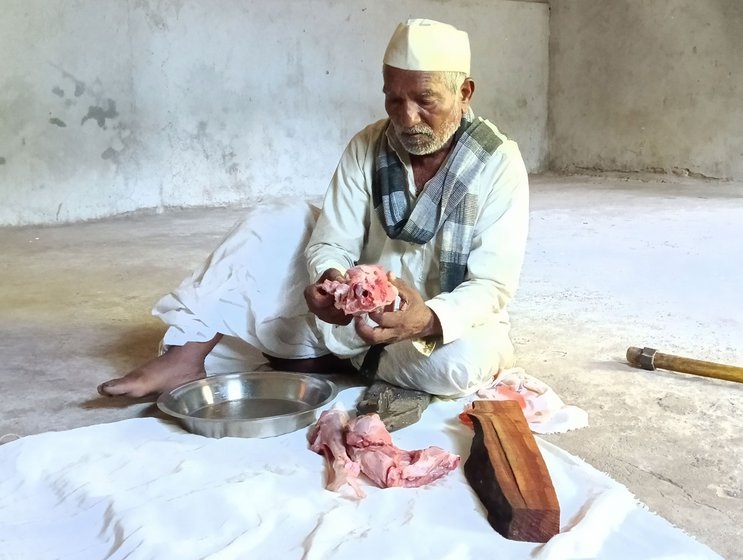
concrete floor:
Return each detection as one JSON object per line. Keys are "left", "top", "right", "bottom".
{"left": 1, "top": 175, "right": 741, "bottom": 559}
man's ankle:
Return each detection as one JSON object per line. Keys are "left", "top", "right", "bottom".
{"left": 169, "top": 335, "right": 223, "bottom": 361}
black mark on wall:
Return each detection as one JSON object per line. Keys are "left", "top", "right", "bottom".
{"left": 0, "top": 157, "right": 6, "bottom": 165}
{"left": 101, "top": 147, "right": 119, "bottom": 163}
{"left": 49, "top": 117, "right": 67, "bottom": 127}
{"left": 81, "top": 99, "right": 119, "bottom": 129}
{"left": 50, "top": 64, "right": 87, "bottom": 97}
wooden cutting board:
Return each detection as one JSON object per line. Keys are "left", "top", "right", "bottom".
{"left": 464, "top": 399, "right": 560, "bottom": 542}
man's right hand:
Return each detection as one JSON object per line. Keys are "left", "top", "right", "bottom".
{"left": 304, "top": 268, "right": 353, "bottom": 326}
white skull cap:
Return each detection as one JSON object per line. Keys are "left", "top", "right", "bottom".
{"left": 383, "top": 19, "right": 470, "bottom": 75}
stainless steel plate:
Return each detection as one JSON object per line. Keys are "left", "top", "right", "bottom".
{"left": 157, "top": 371, "right": 337, "bottom": 438}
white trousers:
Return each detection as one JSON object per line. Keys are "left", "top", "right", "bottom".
{"left": 153, "top": 201, "right": 514, "bottom": 397}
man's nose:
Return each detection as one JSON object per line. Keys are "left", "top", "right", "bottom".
{"left": 397, "top": 101, "right": 421, "bottom": 128}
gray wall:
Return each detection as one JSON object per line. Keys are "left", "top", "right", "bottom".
{"left": 0, "top": 0, "right": 549, "bottom": 226}
{"left": 6, "top": 0, "right": 737, "bottom": 227}
{"left": 549, "top": 0, "right": 743, "bottom": 180}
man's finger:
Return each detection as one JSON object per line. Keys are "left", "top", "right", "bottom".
{"left": 367, "top": 308, "right": 406, "bottom": 328}
{"left": 354, "top": 317, "right": 381, "bottom": 343}
{"left": 388, "top": 274, "right": 410, "bottom": 291}
{"left": 388, "top": 276, "right": 421, "bottom": 304}
{"left": 354, "top": 316, "right": 397, "bottom": 345}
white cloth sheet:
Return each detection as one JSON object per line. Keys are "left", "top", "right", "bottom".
{"left": 0, "top": 388, "right": 720, "bottom": 560}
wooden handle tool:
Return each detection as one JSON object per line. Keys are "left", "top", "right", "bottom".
{"left": 626, "top": 346, "right": 743, "bottom": 384}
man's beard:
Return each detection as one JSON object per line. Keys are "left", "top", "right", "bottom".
{"left": 393, "top": 113, "right": 461, "bottom": 156}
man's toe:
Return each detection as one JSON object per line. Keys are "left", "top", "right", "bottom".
{"left": 97, "top": 378, "right": 129, "bottom": 397}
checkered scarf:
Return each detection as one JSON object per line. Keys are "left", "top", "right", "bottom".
{"left": 372, "top": 112, "right": 503, "bottom": 293}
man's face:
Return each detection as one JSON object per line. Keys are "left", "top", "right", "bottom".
{"left": 382, "top": 65, "right": 468, "bottom": 156}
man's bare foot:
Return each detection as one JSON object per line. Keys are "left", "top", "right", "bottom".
{"left": 98, "top": 336, "right": 222, "bottom": 398}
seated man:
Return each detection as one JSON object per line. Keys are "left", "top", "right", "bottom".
{"left": 98, "top": 18, "right": 529, "bottom": 399}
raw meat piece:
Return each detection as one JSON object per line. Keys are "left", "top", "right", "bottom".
{"left": 308, "top": 410, "right": 460, "bottom": 495}
{"left": 350, "top": 444, "right": 461, "bottom": 488}
{"left": 308, "top": 409, "right": 365, "bottom": 498}
{"left": 393, "top": 447, "right": 462, "bottom": 487}
{"left": 345, "top": 413, "right": 460, "bottom": 489}
{"left": 345, "top": 413, "right": 393, "bottom": 447}
{"left": 321, "top": 264, "right": 398, "bottom": 316}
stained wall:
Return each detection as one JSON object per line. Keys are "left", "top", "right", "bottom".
{"left": 549, "top": 0, "right": 743, "bottom": 180}
{"left": 0, "top": 0, "right": 549, "bottom": 225}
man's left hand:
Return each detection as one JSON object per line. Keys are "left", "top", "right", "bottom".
{"left": 354, "top": 275, "right": 442, "bottom": 344}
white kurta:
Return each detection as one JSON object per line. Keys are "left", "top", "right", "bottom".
{"left": 154, "top": 117, "right": 529, "bottom": 397}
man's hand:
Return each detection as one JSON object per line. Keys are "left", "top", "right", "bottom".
{"left": 354, "top": 275, "right": 442, "bottom": 344}
{"left": 304, "top": 268, "right": 352, "bottom": 326}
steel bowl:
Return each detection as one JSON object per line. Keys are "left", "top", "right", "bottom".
{"left": 157, "top": 371, "right": 337, "bottom": 438}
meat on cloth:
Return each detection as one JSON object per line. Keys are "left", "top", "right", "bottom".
{"left": 321, "top": 264, "right": 398, "bottom": 316}
{"left": 308, "top": 409, "right": 460, "bottom": 497}
{"left": 307, "top": 408, "right": 365, "bottom": 497}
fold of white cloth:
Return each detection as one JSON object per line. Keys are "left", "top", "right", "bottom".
{"left": 461, "top": 367, "right": 589, "bottom": 434}
{"left": 0, "top": 388, "right": 720, "bottom": 560}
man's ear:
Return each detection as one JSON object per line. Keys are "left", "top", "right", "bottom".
{"left": 460, "top": 78, "right": 475, "bottom": 112}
